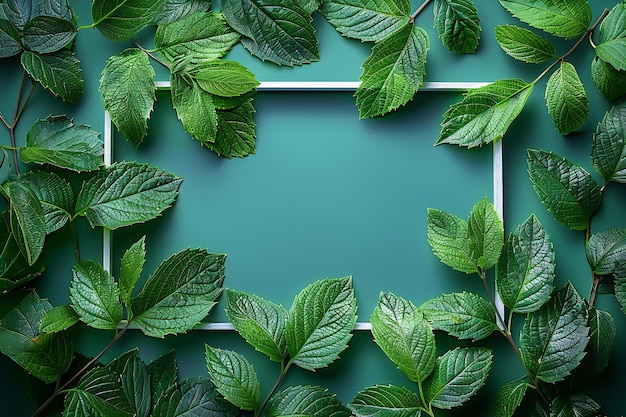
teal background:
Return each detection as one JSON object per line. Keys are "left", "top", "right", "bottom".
{"left": 1, "top": 0, "right": 624, "bottom": 416}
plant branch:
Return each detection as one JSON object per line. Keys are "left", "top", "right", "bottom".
{"left": 255, "top": 368, "right": 286, "bottom": 417}
{"left": 69, "top": 219, "right": 81, "bottom": 260}
{"left": 410, "top": 0, "right": 432, "bottom": 23}
{"left": 132, "top": 39, "right": 170, "bottom": 70}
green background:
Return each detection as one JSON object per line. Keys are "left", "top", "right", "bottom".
{"left": 1, "top": 0, "right": 625, "bottom": 415}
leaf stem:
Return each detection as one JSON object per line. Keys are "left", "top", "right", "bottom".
{"left": 69, "top": 220, "right": 81, "bottom": 260}
{"left": 131, "top": 39, "right": 170, "bottom": 70}
{"left": 255, "top": 366, "right": 287, "bottom": 417}
{"left": 410, "top": 0, "right": 432, "bottom": 23}
{"left": 78, "top": 1, "right": 128, "bottom": 31}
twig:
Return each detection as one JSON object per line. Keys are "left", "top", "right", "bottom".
{"left": 410, "top": 0, "right": 432, "bottom": 23}
{"left": 131, "top": 39, "right": 170, "bottom": 70}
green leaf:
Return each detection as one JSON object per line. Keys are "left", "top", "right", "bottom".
{"left": 120, "top": 235, "right": 146, "bottom": 307}
{"left": 492, "top": 377, "right": 528, "bottom": 417}
{"left": 427, "top": 208, "right": 475, "bottom": 274}
{"left": 496, "top": 214, "right": 555, "bottom": 313}
{"left": 527, "top": 150, "right": 601, "bottom": 231}
{"left": 319, "top": 0, "right": 411, "bottom": 42}
{"left": 266, "top": 385, "right": 351, "bottom": 417}
{"left": 147, "top": 350, "right": 178, "bottom": 407}
{"left": 592, "top": 100, "right": 626, "bottom": 183}
{"left": 520, "top": 283, "right": 589, "bottom": 383}
{"left": 33, "top": 0, "right": 74, "bottom": 21}
{"left": 226, "top": 289, "right": 288, "bottom": 363}
{"left": 285, "top": 277, "right": 357, "bottom": 371}
{"left": 7, "top": 181, "right": 46, "bottom": 265}
{"left": 615, "top": 264, "right": 626, "bottom": 313}
{"left": 100, "top": 48, "right": 155, "bottom": 146}
{"left": 3, "top": 0, "right": 31, "bottom": 30}
{"left": 499, "top": 0, "right": 592, "bottom": 39}
{"left": 40, "top": 305, "right": 79, "bottom": 333}
{"left": 581, "top": 307, "right": 615, "bottom": 378}
{"left": 433, "top": 0, "right": 481, "bottom": 54}
{"left": 70, "top": 260, "right": 123, "bottom": 330}
{"left": 22, "top": 15, "right": 76, "bottom": 54}
{"left": 586, "top": 228, "right": 626, "bottom": 275}
{"left": 591, "top": 56, "right": 626, "bottom": 102}
{"left": 437, "top": 79, "right": 533, "bottom": 147}
{"left": 130, "top": 249, "right": 225, "bottom": 338}
{"left": 21, "top": 49, "right": 83, "bottom": 103}
{"left": 210, "top": 99, "right": 257, "bottom": 158}
{"left": 423, "top": 347, "right": 492, "bottom": 409}
{"left": 152, "top": 378, "right": 238, "bottom": 417}
{"left": 545, "top": 61, "right": 588, "bottom": 135}
{"left": 171, "top": 72, "right": 217, "bottom": 144}
{"left": 222, "top": 0, "right": 319, "bottom": 66}
{"left": 468, "top": 197, "right": 503, "bottom": 270}
{"left": 205, "top": 345, "right": 260, "bottom": 411}
{"left": 0, "top": 290, "right": 73, "bottom": 383}
{"left": 21, "top": 115, "right": 103, "bottom": 172}
{"left": 0, "top": 148, "right": 11, "bottom": 184}
{"left": 371, "top": 292, "right": 436, "bottom": 382}
{"left": 193, "top": 60, "right": 259, "bottom": 97}
{"left": 356, "top": 24, "right": 429, "bottom": 118}
{"left": 74, "top": 162, "right": 182, "bottom": 230}
{"left": 121, "top": 355, "right": 151, "bottom": 417}
{"left": 92, "top": 0, "right": 166, "bottom": 41}
{"left": 152, "top": 0, "right": 210, "bottom": 25}
{"left": 0, "top": 213, "right": 45, "bottom": 292}
{"left": 596, "top": 2, "right": 626, "bottom": 71}
{"left": 349, "top": 385, "right": 424, "bottom": 417}
{"left": 551, "top": 395, "right": 600, "bottom": 417}
{"left": 419, "top": 292, "right": 497, "bottom": 341}
{"left": 0, "top": 19, "right": 22, "bottom": 58}
{"left": 495, "top": 25, "right": 556, "bottom": 63}
{"left": 155, "top": 12, "right": 240, "bottom": 65}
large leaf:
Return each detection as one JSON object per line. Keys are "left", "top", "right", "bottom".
{"left": 119, "top": 235, "right": 146, "bottom": 307}
{"left": 496, "top": 214, "right": 555, "bottom": 313}
{"left": 495, "top": 25, "right": 556, "bottom": 64}
{"left": 592, "top": 100, "right": 626, "bottom": 183}
{"left": 171, "top": 72, "right": 217, "bottom": 144}
{"left": 7, "top": 181, "right": 46, "bottom": 265}
{"left": 130, "top": 249, "right": 225, "bottom": 338}
{"left": 499, "top": 0, "right": 592, "bottom": 39}
{"left": 437, "top": 79, "right": 533, "bottom": 147}
{"left": 193, "top": 60, "right": 259, "bottom": 97}
{"left": 21, "top": 49, "right": 83, "bottom": 103}
{"left": 527, "top": 150, "right": 601, "bottom": 231}
{"left": 210, "top": 99, "right": 257, "bottom": 158}
{"left": 3, "top": 0, "right": 32, "bottom": 30}
{"left": 586, "top": 228, "right": 626, "bottom": 275}
{"left": 92, "top": 0, "right": 166, "bottom": 41}
{"left": 74, "top": 162, "right": 182, "bottom": 230}
{"left": 285, "top": 277, "right": 357, "bottom": 371}
{"left": 147, "top": 350, "right": 178, "bottom": 406}
{"left": 226, "top": 289, "right": 288, "bottom": 363}
{"left": 21, "top": 115, "right": 104, "bottom": 172}
{"left": 111, "top": 353, "right": 151, "bottom": 417}
{"left": 423, "top": 347, "right": 492, "bottom": 409}
{"left": 371, "top": 292, "right": 436, "bottom": 382}
{"left": 0, "top": 213, "right": 45, "bottom": 292}
{"left": 468, "top": 197, "right": 503, "bottom": 271}
{"left": 69, "top": 260, "right": 123, "bottom": 330}
{"left": 265, "top": 385, "right": 351, "bottom": 417}
{"left": 433, "top": 0, "right": 481, "bottom": 54}
{"left": 551, "top": 395, "right": 601, "bottom": 417}
{"left": 596, "top": 2, "right": 626, "bottom": 72}
{"left": 100, "top": 48, "right": 155, "bottom": 146}
{"left": 152, "top": 0, "right": 210, "bottom": 24}
{"left": 152, "top": 378, "right": 238, "bottom": 417}
{"left": 16, "top": 171, "right": 72, "bottom": 235}
{"left": 222, "top": 0, "right": 319, "bottom": 66}
{"left": 356, "top": 24, "right": 429, "bottom": 118}
{"left": 427, "top": 208, "right": 474, "bottom": 274}
{"left": 591, "top": 56, "right": 626, "bottom": 102}
{"left": 520, "top": 283, "right": 589, "bottom": 383}
{"left": 581, "top": 307, "right": 615, "bottom": 378}
{"left": 492, "top": 377, "right": 528, "bottom": 417}
{"left": 419, "top": 292, "right": 497, "bottom": 341}
{"left": 545, "top": 61, "right": 588, "bottom": 135}
{"left": 0, "top": 18, "right": 22, "bottom": 58}
{"left": 349, "top": 385, "right": 424, "bottom": 417}
{"left": 319, "top": 0, "right": 411, "bottom": 42}
{"left": 22, "top": 15, "right": 76, "bottom": 54}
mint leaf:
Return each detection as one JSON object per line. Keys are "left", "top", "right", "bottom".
{"left": 153, "top": 378, "right": 237, "bottom": 417}
{"left": 16, "top": 171, "right": 73, "bottom": 234}
{"left": 495, "top": 24, "right": 556, "bottom": 63}
{"left": 433, "top": 0, "right": 481, "bottom": 54}
{"left": 492, "top": 377, "right": 528, "bottom": 417}
{"left": 153, "top": 0, "right": 210, "bottom": 25}
{"left": 21, "top": 49, "right": 83, "bottom": 103}
{"left": 591, "top": 56, "right": 626, "bottom": 102}
{"left": 596, "top": 2, "right": 626, "bottom": 71}
{"left": 592, "top": 100, "right": 626, "bottom": 183}
{"left": 210, "top": 99, "right": 256, "bottom": 158}
{"left": 545, "top": 61, "right": 588, "bottom": 135}
{"left": 64, "top": 366, "right": 134, "bottom": 417}
{"left": 147, "top": 350, "right": 178, "bottom": 406}
{"left": 40, "top": 305, "right": 79, "bottom": 334}
{"left": 193, "top": 60, "right": 259, "bottom": 97}
{"left": 120, "top": 236, "right": 146, "bottom": 307}
{"left": 350, "top": 385, "right": 424, "bottom": 416}
{"left": 7, "top": 181, "right": 46, "bottom": 266}
{"left": 0, "top": 213, "right": 45, "bottom": 292}
{"left": 22, "top": 15, "right": 76, "bottom": 54}
{"left": 427, "top": 208, "right": 475, "bottom": 274}
{"left": 551, "top": 395, "right": 601, "bottom": 417}
{"left": 586, "top": 228, "right": 626, "bottom": 275}
{"left": 171, "top": 73, "right": 217, "bottom": 144}
{"left": 0, "top": 19, "right": 22, "bottom": 58}
{"left": 92, "top": 0, "right": 166, "bottom": 41}
{"left": 582, "top": 307, "right": 616, "bottom": 378}
{"left": 266, "top": 385, "right": 351, "bottom": 417}
{"left": 468, "top": 197, "right": 503, "bottom": 270}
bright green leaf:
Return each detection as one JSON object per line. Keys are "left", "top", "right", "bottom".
{"left": 21, "top": 49, "right": 83, "bottom": 103}
{"left": 349, "top": 384, "right": 424, "bottom": 416}
{"left": 468, "top": 197, "right": 503, "bottom": 270}
{"left": 0, "top": 19, "right": 22, "bottom": 58}
{"left": 152, "top": 0, "right": 210, "bottom": 25}
{"left": 592, "top": 100, "right": 626, "bottom": 183}
{"left": 7, "top": 181, "right": 46, "bottom": 266}
{"left": 591, "top": 56, "right": 626, "bottom": 102}
{"left": 596, "top": 2, "right": 626, "bottom": 71}
{"left": 171, "top": 72, "right": 217, "bottom": 144}
{"left": 266, "top": 385, "right": 351, "bottom": 417}
{"left": 120, "top": 235, "right": 146, "bottom": 307}
{"left": 152, "top": 378, "right": 238, "bottom": 417}
{"left": 495, "top": 24, "right": 556, "bottom": 63}
{"left": 545, "top": 61, "right": 588, "bottom": 135}
{"left": 586, "top": 228, "right": 626, "bottom": 275}
{"left": 92, "top": 0, "right": 166, "bottom": 41}
{"left": 40, "top": 305, "right": 79, "bottom": 334}
{"left": 581, "top": 307, "right": 616, "bottom": 378}
{"left": 210, "top": 99, "right": 257, "bottom": 158}
{"left": 22, "top": 15, "right": 76, "bottom": 54}
{"left": 551, "top": 395, "right": 601, "bottom": 417}
{"left": 433, "top": 0, "right": 481, "bottom": 54}
{"left": 193, "top": 60, "right": 259, "bottom": 97}
{"left": 427, "top": 208, "right": 475, "bottom": 274}
{"left": 0, "top": 213, "right": 45, "bottom": 292}
{"left": 492, "top": 377, "right": 528, "bottom": 417}
{"left": 147, "top": 350, "right": 178, "bottom": 407}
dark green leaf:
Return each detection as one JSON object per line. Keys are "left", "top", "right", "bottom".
{"left": 266, "top": 385, "right": 351, "bottom": 417}
{"left": 120, "top": 235, "right": 146, "bottom": 307}
{"left": 121, "top": 355, "right": 151, "bottom": 417}
{"left": 21, "top": 49, "right": 83, "bottom": 103}
{"left": 0, "top": 148, "right": 11, "bottom": 184}
{"left": 40, "top": 304, "right": 79, "bottom": 333}
{"left": 92, "top": 0, "right": 166, "bottom": 41}
{"left": 591, "top": 56, "right": 626, "bottom": 102}
{"left": 527, "top": 150, "right": 601, "bottom": 231}
{"left": 152, "top": 0, "right": 210, "bottom": 25}
{"left": 3, "top": 0, "right": 31, "bottom": 30}
{"left": 586, "top": 228, "right": 626, "bottom": 275}
{"left": 427, "top": 208, "right": 475, "bottom": 274}
{"left": 7, "top": 181, "right": 46, "bottom": 265}
{"left": 495, "top": 24, "right": 556, "bottom": 63}
{"left": 349, "top": 384, "right": 424, "bottom": 416}
{"left": 592, "top": 100, "right": 626, "bottom": 183}
{"left": 193, "top": 60, "right": 259, "bottom": 97}
{"left": 171, "top": 72, "right": 217, "bottom": 144}
{"left": 16, "top": 171, "right": 73, "bottom": 234}
{"left": 581, "top": 308, "right": 615, "bottom": 378}
{"left": 0, "top": 213, "right": 45, "bottom": 292}
{"left": 153, "top": 378, "right": 238, "bottom": 417}
{"left": 0, "top": 19, "right": 22, "bottom": 58}
{"left": 147, "top": 350, "right": 178, "bottom": 406}
{"left": 596, "top": 2, "right": 626, "bottom": 71}
{"left": 545, "top": 61, "right": 588, "bottom": 135}
{"left": 551, "top": 395, "right": 600, "bottom": 417}
{"left": 210, "top": 99, "right": 256, "bottom": 158}
{"left": 468, "top": 197, "right": 503, "bottom": 270}
{"left": 64, "top": 366, "right": 134, "bottom": 417}
{"left": 22, "top": 15, "right": 76, "bottom": 54}
{"left": 34, "top": 0, "right": 74, "bottom": 21}
{"left": 492, "top": 377, "right": 528, "bottom": 417}
{"left": 433, "top": 0, "right": 481, "bottom": 54}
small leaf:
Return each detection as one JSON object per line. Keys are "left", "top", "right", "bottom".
{"left": 0, "top": 213, "right": 45, "bottom": 292}
{"left": 591, "top": 56, "right": 626, "bottom": 102}
{"left": 21, "top": 115, "right": 104, "bottom": 172}
{"left": 120, "top": 236, "right": 146, "bottom": 307}
{"left": 427, "top": 208, "right": 475, "bottom": 274}
{"left": 0, "top": 19, "right": 22, "bottom": 58}
{"left": 527, "top": 150, "right": 601, "bottom": 231}
{"left": 21, "top": 49, "right": 83, "bottom": 103}
{"left": 205, "top": 345, "right": 260, "bottom": 411}
{"left": 193, "top": 60, "right": 259, "bottom": 97}
{"left": 130, "top": 249, "right": 225, "bottom": 338}
{"left": 581, "top": 307, "right": 615, "bottom": 378}
{"left": 152, "top": 378, "right": 238, "bottom": 417}
{"left": 285, "top": 277, "right": 357, "bottom": 371}
{"left": 356, "top": 24, "right": 429, "bottom": 118}
{"left": 468, "top": 197, "right": 503, "bottom": 271}
{"left": 319, "top": 0, "right": 411, "bottom": 42}
{"left": 266, "top": 385, "right": 351, "bottom": 417}
{"left": 74, "top": 162, "right": 182, "bottom": 230}
{"left": 586, "top": 228, "right": 626, "bottom": 275}
{"left": 7, "top": 181, "right": 46, "bottom": 266}
{"left": 210, "top": 99, "right": 257, "bottom": 158}
{"left": 545, "top": 62, "right": 589, "bottom": 135}
{"left": 437, "top": 79, "right": 533, "bottom": 147}
{"left": 596, "top": 2, "right": 626, "bottom": 71}
{"left": 40, "top": 305, "right": 79, "bottom": 333}
{"left": 100, "top": 48, "right": 155, "bottom": 146}
{"left": 551, "top": 395, "right": 601, "bottom": 417}
{"left": 171, "top": 72, "right": 217, "bottom": 144}
{"left": 492, "top": 377, "right": 528, "bottom": 417}
{"left": 22, "top": 15, "right": 76, "bottom": 54}
{"left": 495, "top": 25, "right": 556, "bottom": 64}
{"left": 147, "top": 350, "right": 178, "bottom": 406}
{"left": 433, "top": 0, "right": 481, "bottom": 54}
{"left": 592, "top": 100, "right": 626, "bottom": 183}
{"left": 152, "top": 0, "right": 210, "bottom": 25}
{"left": 349, "top": 384, "right": 424, "bottom": 417}
{"left": 92, "top": 0, "right": 166, "bottom": 41}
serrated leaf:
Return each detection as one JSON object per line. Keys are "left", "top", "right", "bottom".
{"left": 356, "top": 24, "right": 429, "bottom": 119}
{"left": 92, "top": 0, "right": 166, "bottom": 41}
{"left": 226, "top": 289, "right": 287, "bottom": 363}
{"left": 319, "top": 0, "right": 411, "bottom": 42}
{"left": 349, "top": 384, "right": 424, "bottom": 417}
{"left": 423, "top": 347, "right": 492, "bottom": 409}
{"left": 210, "top": 99, "right": 256, "bottom": 158}
{"left": 152, "top": 378, "right": 238, "bottom": 417}
{"left": 155, "top": 12, "right": 240, "bottom": 65}
{"left": 545, "top": 62, "right": 588, "bottom": 135}
{"left": 171, "top": 72, "right": 217, "bottom": 144}
{"left": 21, "top": 49, "right": 83, "bottom": 103}
{"left": 120, "top": 236, "right": 146, "bottom": 307}
{"left": 3, "top": 0, "right": 31, "bottom": 30}
{"left": 121, "top": 355, "right": 151, "bottom": 417}
{"left": 468, "top": 197, "right": 503, "bottom": 270}
{"left": 147, "top": 350, "right": 178, "bottom": 406}
{"left": 100, "top": 48, "right": 155, "bottom": 146}
{"left": 21, "top": 115, "right": 103, "bottom": 172}
{"left": 130, "top": 249, "right": 225, "bottom": 338}
{"left": 0, "top": 212, "right": 45, "bottom": 291}
{"left": 193, "top": 60, "right": 259, "bottom": 97}
{"left": 527, "top": 150, "right": 601, "bottom": 231}
{"left": 285, "top": 277, "right": 357, "bottom": 371}
{"left": 433, "top": 0, "right": 481, "bottom": 54}
{"left": 22, "top": 15, "right": 76, "bottom": 54}
{"left": 495, "top": 25, "right": 556, "bottom": 63}
{"left": 222, "top": 0, "right": 319, "bottom": 66}
{"left": 205, "top": 345, "right": 260, "bottom": 411}
{"left": 16, "top": 171, "right": 73, "bottom": 234}
{"left": 592, "top": 100, "right": 626, "bottom": 183}
{"left": 581, "top": 307, "right": 615, "bottom": 378}
{"left": 33, "top": 0, "right": 74, "bottom": 21}
{"left": 0, "top": 19, "right": 22, "bottom": 58}
{"left": 40, "top": 305, "right": 79, "bottom": 333}
{"left": 69, "top": 260, "right": 123, "bottom": 330}
{"left": 427, "top": 208, "right": 475, "bottom": 274}
{"left": 7, "top": 181, "right": 46, "bottom": 265}
{"left": 520, "top": 283, "right": 589, "bottom": 383}
{"left": 371, "top": 292, "right": 436, "bottom": 382}
{"left": 492, "top": 377, "right": 528, "bottom": 417}
{"left": 74, "top": 162, "right": 182, "bottom": 230}
{"left": 437, "top": 79, "right": 533, "bottom": 147}
{"left": 419, "top": 292, "right": 497, "bottom": 341}
{"left": 152, "top": 0, "right": 210, "bottom": 25}
{"left": 591, "top": 56, "right": 626, "bottom": 102}
{"left": 596, "top": 2, "right": 626, "bottom": 71}
{"left": 497, "top": 214, "right": 555, "bottom": 313}
{"left": 499, "top": 0, "right": 592, "bottom": 39}
{"left": 266, "top": 385, "right": 351, "bottom": 417}
{"left": 586, "top": 228, "right": 626, "bottom": 275}
{"left": 616, "top": 264, "right": 626, "bottom": 314}
{"left": 551, "top": 395, "right": 600, "bottom": 417}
